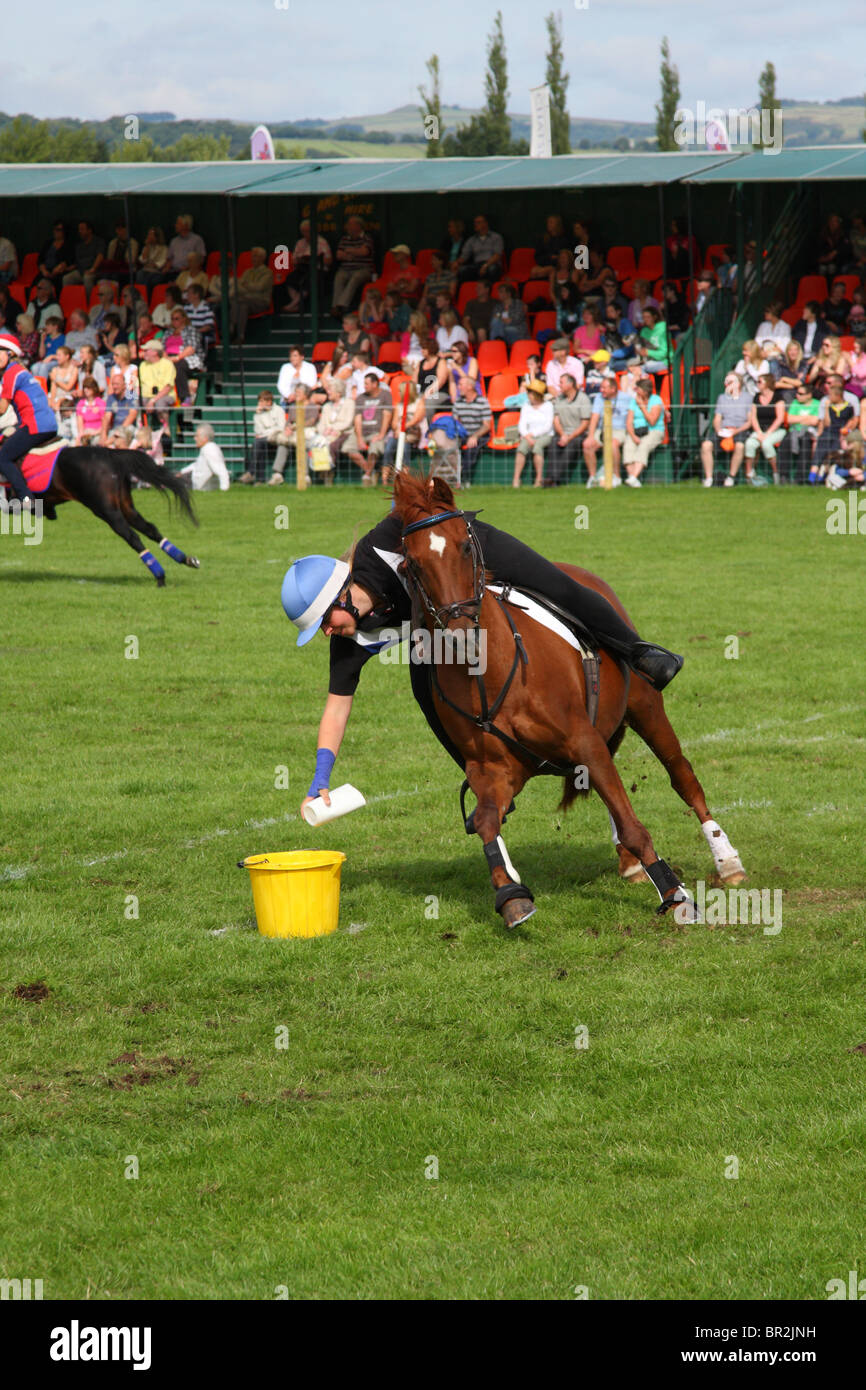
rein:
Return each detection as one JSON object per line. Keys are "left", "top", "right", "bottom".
{"left": 400, "top": 507, "right": 574, "bottom": 777}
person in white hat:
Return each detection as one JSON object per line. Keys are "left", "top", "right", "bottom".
{"left": 0, "top": 332, "right": 58, "bottom": 506}
{"left": 281, "top": 492, "right": 684, "bottom": 819}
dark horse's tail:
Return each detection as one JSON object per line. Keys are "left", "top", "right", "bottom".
{"left": 110, "top": 450, "right": 198, "bottom": 526}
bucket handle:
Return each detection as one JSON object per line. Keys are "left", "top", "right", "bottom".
{"left": 237, "top": 858, "right": 268, "bottom": 869}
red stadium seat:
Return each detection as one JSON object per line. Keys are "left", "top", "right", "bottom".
{"left": 377, "top": 340, "right": 404, "bottom": 370}
{"left": 781, "top": 305, "right": 800, "bottom": 327}
{"left": 607, "top": 246, "right": 637, "bottom": 281}
{"left": 476, "top": 341, "right": 509, "bottom": 378}
{"left": 522, "top": 280, "right": 552, "bottom": 305}
{"left": 205, "top": 252, "right": 222, "bottom": 277}
{"left": 703, "top": 243, "right": 730, "bottom": 273}
{"left": 532, "top": 311, "right": 557, "bottom": 337}
{"left": 235, "top": 251, "right": 253, "bottom": 278}
{"left": 268, "top": 250, "right": 290, "bottom": 285}
{"left": 59, "top": 285, "right": 87, "bottom": 318}
{"left": 456, "top": 281, "right": 479, "bottom": 316}
{"left": 486, "top": 372, "right": 520, "bottom": 411}
{"left": 20, "top": 252, "right": 39, "bottom": 286}
{"left": 796, "top": 275, "right": 828, "bottom": 303}
{"left": 150, "top": 284, "right": 169, "bottom": 310}
{"left": 311, "top": 340, "right": 337, "bottom": 363}
{"left": 389, "top": 370, "right": 412, "bottom": 404}
{"left": 488, "top": 410, "right": 521, "bottom": 450}
{"left": 508, "top": 339, "right": 541, "bottom": 374}
{"left": 507, "top": 248, "right": 536, "bottom": 282}
{"left": 839, "top": 335, "right": 856, "bottom": 352}
{"left": 636, "top": 245, "right": 664, "bottom": 280}
{"left": 415, "top": 248, "right": 436, "bottom": 280}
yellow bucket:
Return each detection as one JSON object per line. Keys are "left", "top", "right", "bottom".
{"left": 239, "top": 851, "right": 347, "bottom": 939}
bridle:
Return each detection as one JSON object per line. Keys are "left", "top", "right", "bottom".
{"left": 400, "top": 509, "right": 484, "bottom": 630}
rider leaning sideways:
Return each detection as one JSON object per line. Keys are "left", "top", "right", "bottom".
{"left": 282, "top": 485, "right": 684, "bottom": 818}
{"left": 0, "top": 332, "right": 58, "bottom": 508}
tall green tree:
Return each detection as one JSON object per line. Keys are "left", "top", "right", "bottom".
{"left": 0, "top": 116, "right": 107, "bottom": 162}
{"left": 654, "top": 37, "right": 681, "bottom": 151}
{"left": 544, "top": 11, "right": 570, "bottom": 155}
{"left": 418, "top": 54, "right": 443, "bottom": 158}
{"left": 756, "top": 61, "right": 781, "bottom": 148}
{"left": 442, "top": 11, "right": 527, "bottom": 156}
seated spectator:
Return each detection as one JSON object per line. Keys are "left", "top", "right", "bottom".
{"left": 179, "top": 423, "right": 230, "bottom": 491}
{"left": 100, "top": 219, "right": 139, "bottom": 281}
{"left": 15, "top": 314, "right": 40, "bottom": 367}
{"left": 383, "top": 288, "right": 410, "bottom": 337}
{"left": 163, "top": 308, "right": 204, "bottom": 404}
{"left": 38, "top": 220, "right": 75, "bottom": 295}
{"left": 64, "top": 308, "right": 98, "bottom": 357}
{"left": 76, "top": 376, "right": 106, "bottom": 444}
{"left": 583, "top": 375, "right": 633, "bottom": 486}
{"left": 30, "top": 278, "right": 62, "bottom": 332}
{"left": 241, "top": 389, "right": 289, "bottom": 484}
{"left": 382, "top": 382, "right": 427, "bottom": 476}
{"left": 504, "top": 355, "right": 545, "bottom": 408}
{"left": 573, "top": 307, "right": 604, "bottom": 361}
{"left": 743, "top": 373, "right": 786, "bottom": 483}
{"left": 309, "top": 377, "right": 355, "bottom": 477}
{"left": 419, "top": 250, "right": 456, "bottom": 318}
{"left": 529, "top": 214, "right": 570, "bottom": 280}
{"left": 602, "top": 305, "right": 638, "bottom": 367}
{"left": 792, "top": 300, "right": 831, "bottom": 361}
{"left": 662, "top": 281, "right": 689, "bottom": 335}
{"left": 229, "top": 246, "right": 274, "bottom": 341}
{"left": 132, "top": 418, "right": 164, "bottom": 465}
{"left": 331, "top": 216, "right": 377, "bottom": 317}
{"left": 183, "top": 282, "right": 216, "bottom": 348}
{"left": 811, "top": 375, "right": 857, "bottom": 482}
{"left": 32, "top": 314, "right": 66, "bottom": 379}
{"left": 550, "top": 279, "right": 582, "bottom": 344}
{"left": 111, "top": 343, "right": 139, "bottom": 396}
{"left": 577, "top": 247, "right": 616, "bottom": 304}
{"left": 49, "top": 345, "right": 80, "bottom": 410}
{"left": 816, "top": 214, "right": 850, "bottom": 283}
{"left": 429, "top": 288, "right": 454, "bottom": 329}
{"left": 512, "top": 379, "right": 554, "bottom": 488}
{"left": 623, "top": 377, "right": 666, "bottom": 486}
{"left": 89, "top": 280, "right": 119, "bottom": 335}
{"left": 347, "top": 351, "right": 385, "bottom": 400}
{"left": 546, "top": 373, "right": 592, "bottom": 486}
{"left": 335, "top": 313, "right": 371, "bottom": 370}
{"left": 846, "top": 211, "right": 866, "bottom": 276}
{"left": 98, "top": 313, "right": 124, "bottom": 363}
{"left": 844, "top": 335, "right": 866, "bottom": 398}
{"left": 627, "top": 278, "right": 660, "bottom": 329}
{"left": 755, "top": 300, "right": 792, "bottom": 349}
{"left": 848, "top": 288, "right": 865, "bottom": 334}
{"left": 600, "top": 275, "right": 629, "bottom": 320}
{"left": 733, "top": 338, "right": 765, "bottom": 396}
{"left": 401, "top": 310, "right": 431, "bottom": 367}
{"left": 435, "top": 307, "right": 468, "bottom": 355}
{"left": 99, "top": 370, "right": 139, "bottom": 444}
{"left": 63, "top": 220, "right": 106, "bottom": 295}
{"left": 664, "top": 217, "right": 700, "bottom": 279}
{"left": 634, "top": 306, "right": 671, "bottom": 376}
{"left": 137, "top": 226, "right": 169, "bottom": 289}
{"left": 778, "top": 380, "right": 820, "bottom": 482}
{"left": 277, "top": 345, "right": 318, "bottom": 404}
{"left": 446, "top": 373, "right": 491, "bottom": 485}
{"left": 489, "top": 283, "right": 527, "bottom": 346}
{"left": 807, "top": 335, "right": 851, "bottom": 396}
{"left": 166, "top": 215, "right": 206, "bottom": 281}
{"left": 385, "top": 245, "right": 421, "bottom": 304}
{"left": 0, "top": 231, "right": 18, "bottom": 285}
{"left": 548, "top": 246, "right": 579, "bottom": 303}
{"left": 56, "top": 397, "right": 79, "bottom": 444}
{"left": 120, "top": 284, "right": 147, "bottom": 329}
{"left": 129, "top": 314, "right": 163, "bottom": 355}
{"left": 175, "top": 251, "right": 209, "bottom": 296}
{"left": 546, "top": 338, "right": 585, "bottom": 395}
{"left": 139, "top": 340, "right": 177, "bottom": 421}
{"left": 0, "top": 284, "right": 25, "bottom": 331}
{"left": 359, "top": 287, "right": 389, "bottom": 343}
{"left": 77, "top": 342, "right": 107, "bottom": 394}
{"left": 412, "top": 338, "right": 449, "bottom": 418}
{"left": 279, "top": 219, "right": 333, "bottom": 314}
{"left": 347, "top": 371, "right": 393, "bottom": 484}
{"left": 759, "top": 338, "right": 785, "bottom": 383}
{"left": 445, "top": 338, "right": 480, "bottom": 399}
{"left": 822, "top": 281, "right": 852, "bottom": 332}
{"left": 700, "top": 372, "right": 753, "bottom": 486}
{"left": 440, "top": 218, "right": 466, "bottom": 272}
{"left": 774, "top": 339, "right": 808, "bottom": 401}
{"left": 462, "top": 280, "right": 495, "bottom": 345}
{"left": 153, "top": 285, "right": 183, "bottom": 330}
{"left": 456, "top": 214, "right": 505, "bottom": 286}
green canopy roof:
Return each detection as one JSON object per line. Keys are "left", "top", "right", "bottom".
{"left": 683, "top": 145, "right": 866, "bottom": 183}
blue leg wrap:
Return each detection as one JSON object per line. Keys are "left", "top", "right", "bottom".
{"left": 140, "top": 549, "right": 166, "bottom": 581}
{"left": 159, "top": 538, "right": 186, "bottom": 564}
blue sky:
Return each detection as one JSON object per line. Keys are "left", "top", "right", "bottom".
{"left": 3, "top": 0, "right": 864, "bottom": 125}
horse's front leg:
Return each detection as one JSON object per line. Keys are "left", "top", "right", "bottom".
{"left": 467, "top": 756, "right": 535, "bottom": 928}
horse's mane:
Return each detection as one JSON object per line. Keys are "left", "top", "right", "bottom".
{"left": 391, "top": 469, "right": 454, "bottom": 531}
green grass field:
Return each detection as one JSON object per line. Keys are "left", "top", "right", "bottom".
{"left": 1, "top": 483, "right": 864, "bottom": 1301}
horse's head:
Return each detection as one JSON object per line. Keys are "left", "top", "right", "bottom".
{"left": 392, "top": 472, "right": 483, "bottom": 630}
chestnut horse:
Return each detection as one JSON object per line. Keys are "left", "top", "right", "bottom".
{"left": 393, "top": 471, "right": 746, "bottom": 928}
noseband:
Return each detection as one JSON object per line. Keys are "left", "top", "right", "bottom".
{"left": 401, "top": 509, "right": 485, "bottom": 630}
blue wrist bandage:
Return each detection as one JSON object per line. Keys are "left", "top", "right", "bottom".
{"left": 308, "top": 748, "right": 336, "bottom": 799}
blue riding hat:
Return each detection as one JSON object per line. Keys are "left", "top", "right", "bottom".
{"left": 281, "top": 554, "right": 351, "bottom": 647}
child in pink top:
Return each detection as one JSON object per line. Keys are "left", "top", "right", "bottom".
{"left": 76, "top": 377, "right": 107, "bottom": 441}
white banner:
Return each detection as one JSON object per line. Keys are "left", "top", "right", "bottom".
{"left": 529, "top": 85, "right": 552, "bottom": 159}
{"left": 250, "top": 124, "right": 276, "bottom": 160}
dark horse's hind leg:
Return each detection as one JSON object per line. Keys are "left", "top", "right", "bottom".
{"left": 86, "top": 495, "right": 167, "bottom": 585}
{"left": 118, "top": 491, "right": 200, "bottom": 569}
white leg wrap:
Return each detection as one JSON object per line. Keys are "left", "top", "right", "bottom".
{"left": 701, "top": 819, "right": 745, "bottom": 878}
{"left": 608, "top": 810, "right": 620, "bottom": 846}
{"left": 496, "top": 835, "right": 521, "bottom": 884}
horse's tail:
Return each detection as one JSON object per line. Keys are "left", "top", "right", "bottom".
{"left": 111, "top": 450, "right": 198, "bottom": 527}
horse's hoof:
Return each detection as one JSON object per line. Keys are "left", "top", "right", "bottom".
{"left": 621, "top": 863, "right": 651, "bottom": 885}
{"left": 501, "top": 897, "right": 536, "bottom": 928}
{"left": 672, "top": 893, "right": 702, "bottom": 925}
{"left": 185, "top": 555, "right": 200, "bottom": 569}
{"left": 718, "top": 858, "right": 747, "bottom": 885}
{"left": 156, "top": 575, "right": 166, "bottom": 588}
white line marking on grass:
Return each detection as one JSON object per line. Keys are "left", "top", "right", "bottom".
{"left": 0, "top": 865, "right": 31, "bottom": 881}
{"left": 714, "top": 798, "right": 774, "bottom": 814}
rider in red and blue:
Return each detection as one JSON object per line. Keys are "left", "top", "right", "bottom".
{"left": 0, "top": 332, "right": 58, "bottom": 506}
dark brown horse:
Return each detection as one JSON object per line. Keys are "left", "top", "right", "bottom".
{"left": 1, "top": 444, "right": 199, "bottom": 585}
{"left": 393, "top": 471, "right": 746, "bottom": 928}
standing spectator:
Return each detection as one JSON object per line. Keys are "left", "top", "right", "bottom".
{"left": 0, "top": 232, "right": 18, "bottom": 285}
{"left": 664, "top": 217, "right": 700, "bottom": 279}
{"left": 700, "top": 372, "right": 752, "bottom": 486}
{"left": 99, "top": 370, "right": 139, "bottom": 443}
{"left": 512, "top": 380, "right": 554, "bottom": 488}
{"left": 743, "top": 373, "right": 786, "bottom": 484}
{"left": 440, "top": 218, "right": 466, "bottom": 272}
{"left": 488, "top": 283, "right": 527, "bottom": 346}
{"left": 276, "top": 345, "right": 318, "bottom": 404}
{"left": 175, "top": 251, "right": 209, "bottom": 296}
{"left": 101, "top": 220, "right": 139, "bottom": 281}
{"left": 624, "top": 377, "right": 666, "bottom": 486}
{"left": 528, "top": 214, "right": 570, "bottom": 280}
{"left": 456, "top": 214, "right": 505, "bottom": 285}
{"left": 546, "top": 338, "right": 585, "bottom": 395}
{"left": 792, "top": 301, "right": 830, "bottom": 361}
{"left": 627, "top": 278, "right": 660, "bottom": 329}
{"left": 242, "top": 389, "right": 289, "bottom": 484}
{"left": 30, "top": 278, "right": 62, "bottom": 332}
{"left": 546, "top": 373, "right": 592, "bottom": 486}
{"left": 179, "top": 423, "right": 230, "bottom": 491}
{"left": 385, "top": 245, "right": 421, "bottom": 304}
{"left": 75, "top": 376, "right": 107, "bottom": 444}
{"left": 435, "top": 308, "right": 468, "bottom": 355}
{"left": 816, "top": 215, "right": 850, "bottom": 283}
{"left": 229, "top": 246, "right": 274, "bottom": 341}
{"left": 693, "top": 272, "right": 714, "bottom": 316}
{"left": 583, "top": 375, "right": 633, "bottom": 486}
{"left": 418, "top": 250, "right": 456, "bottom": 317}
{"left": 451, "top": 372, "right": 492, "bottom": 484}
{"left": 347, "top": 371, "right": 393, "bottom": 484}
{"left": 331, "top": 216, "right": 377, "bottom": 317}
{"left": 136, "top": 226, "right": 168, "bottom": 290}
{"left": 755, "top": 300, "right": 792, "bottom": 349}
{"left": 165, "top": 215, "right": 206, "bottom": 279}
{"left": 38, "top": 220, "right": 75, "bottom": 295}
{"left": 822, "top": 282, "right": 853, "bottom": 332}
{"left": 462, "top": 280, "right": 495, "bottom": 345}
{"left": 634, "top": 307, "right": 671, "bottom": 375}
{"left": 279, "top": 219, "right": 333, "bottom": 314}
{"left": 63, "top": 221, "right": 106, "bottom": 295}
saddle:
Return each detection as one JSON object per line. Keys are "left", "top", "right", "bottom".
{"left": 0, "top": 438, "right": 66, "bottom": 495}
{"left": 488, "top": 581, "right": 603, "bottom": 727}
